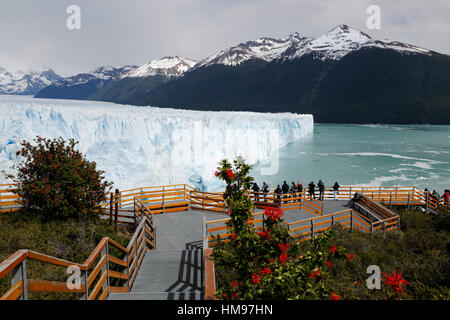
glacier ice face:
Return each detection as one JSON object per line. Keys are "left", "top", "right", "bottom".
{"left": 0, "top": 95, "right": 313, "bottom": 191}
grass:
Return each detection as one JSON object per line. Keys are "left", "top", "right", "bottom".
{"left": 0, "top": 210, "right": 132, "bottom": 300}
{"left": 301, "top": 208, "right": 450, "bottom": 299}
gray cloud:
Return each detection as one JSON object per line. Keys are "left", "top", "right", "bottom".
{"left": 0, "top": 0, "right": 448, "bottom": 76}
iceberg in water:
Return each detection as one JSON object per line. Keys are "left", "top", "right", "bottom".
{"left": 0, "top": 95, "right": 313, "bottom": 191}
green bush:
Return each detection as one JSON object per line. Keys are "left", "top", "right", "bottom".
{"left": 9, "top": 136, "right": 112, "bottom": 220}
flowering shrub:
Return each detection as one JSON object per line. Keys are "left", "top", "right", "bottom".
{"left": 383, "top": 270, "right": 409, "bottom": 299}
{"left": 9, "top": 136, "right": 112, "bottom": 220}
{"left": 212, "top": 157, "right": 348, "bottom": 300}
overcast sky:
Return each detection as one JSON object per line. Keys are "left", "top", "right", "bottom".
{"left": 0, "top": 0, "right": 449, "bottom": 76}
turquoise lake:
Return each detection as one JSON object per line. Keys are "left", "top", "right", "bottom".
{"left": 252, "top": 124, "right": 450, "bottom": 193}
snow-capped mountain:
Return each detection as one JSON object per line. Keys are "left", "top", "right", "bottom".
{"left": 53, "top": 65, "right": 137, "bottom": 87}
{"left": 0, "top": 67, "right": 62, "bottom": 95}
{"left": 124, "top": 56, "right": 197, "bottom": 78}
{"left": 280, "top": 24, "right": 431, "bottom": 61}
{"left": 195, "top": 33, "right": 310, "bottom": 68}
{"left": 195, "top": 24, "right": 431, "bottom": 68}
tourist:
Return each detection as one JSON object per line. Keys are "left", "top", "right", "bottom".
{"left": 297, "top": 181, "right": 303, "bottom": 200}
{"left": 290, "top": 181, "right": 297, "bottom": 202}
{"left": 442, "top": 190, "right": 449, "bottom": 205}
{"left": 262, "top": 182, "right": 269, "bottom": 202}
{"left": 308, "top": 181, "right": 316, "bottom": 200}
{"left": 333, "top": 181, "right": 340, "bottom": 201}
{"left": 318, "top": 179, "right": 325, "bottom": 201}
{"left": 275, "top": 184, "right": 282, "bottom": 205}
{"left": 282, "top": 180, "right": 289, "bottom": 204}
{"left": 432, "top": 190, "right": 440, "bottom": 200}
{"left": 251, "top": 182, "right": 260, "bottom": 202}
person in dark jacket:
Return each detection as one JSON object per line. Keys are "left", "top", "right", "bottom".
{"left": 318, "top": 180, "right": 325, "bottom": 200}
{"left": 297, "top": 181, "right": 303, "bottom": 202}
{"left": 290, "top": 181, "right": 297, "bottom": 202}
{"left": 274, "top": 185, "right": 282, "bottom": 205}
{"left": 251, "top": 182, "right": 260, "bottom": 202}
{"left": 281, "top": 180, "right": 289, "bottom": 204}
{"left": 333, "top": 181, "right": 340, "bottom": 201}
{"left": 308, "top": 181, "right": 316, "bottom": 200}
{"left": 261, "top": 182, "right": 269, "bottom": 202}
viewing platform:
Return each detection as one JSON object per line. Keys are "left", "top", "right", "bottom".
{"left": 0, "top": 183, "right": 447, "bottom": 301}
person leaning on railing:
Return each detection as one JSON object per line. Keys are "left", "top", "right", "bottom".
{"left": 290, "top": 181, "right": 297, "bottom": 203}
{"left": 333, "top": 181, "right": 341, "bottom": 201}
{"left": 442, "top": 190, "right": 450, "bottom": 207}
{"left": 262, "top": 182, "right": 269, "bottom": 202}
{"left": 308, "top": 181, "right": 316, "bottom": 200}
{"left": 275, "top": 185, "right": 282, "bottom": 205}
{"left": 251, "top": 182, "right": 260, "bottom": 202}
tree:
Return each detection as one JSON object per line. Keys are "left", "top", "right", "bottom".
{"left": 9, "top": 136, "right": 112, "bottom": 220}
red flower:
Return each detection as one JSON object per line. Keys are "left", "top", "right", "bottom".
{"left": 309, "top": 269, "right": 322, "bottom": 280}
{"left": 259, "top": 267, "right": 271, "bottom": 275}
{"left": 268, "top": 258, "right": 274, "bottom": 263}
{"left": 251, "top": 273, "right": 261, "bottom": 284}
{"left": 279, "top": 253, "right": 288, "bottom": 264}
{"left": 264, "top": 206, "right": 284, "bottom": 222}
{"left": 231, "top": 280, "right": 238, "bottom": 288}
{"left": 278, "top": 243, "right": 290, "bottom": 252}
{"left": 346, "top": 253, "right": 355, "bottom": 261}
{"left": 382, "top": 270, "right": 408, "bottom": 296}
{"left": 326, "top": 260, "right": 333, "bottom": 268}
{"left": 230, "top": 233, "right": 237, "bottom": 240}
{"left": 226, "top": 169, "right": 234, "bottom": 179}
{"left": 214, "top": 171, "right": 220, "bottom": 177}
{"left": 330, "top": 292, "right": 340, "bottom": 300}
{"left": 258, "top": 230, "right": 272, "bottom": 240}
{"left": 330, "top": 244, "right": 337, "bottom": 254}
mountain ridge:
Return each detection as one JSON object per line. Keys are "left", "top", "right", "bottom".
{"left": 33, "top": 24, "right": 450, "bottom": 124}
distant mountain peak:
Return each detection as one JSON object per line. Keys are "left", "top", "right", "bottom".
{"left": 123, "top": 56, "right": 197, "bottom": 79}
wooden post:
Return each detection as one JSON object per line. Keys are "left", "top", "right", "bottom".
{"left": 350, "top": 211, "right": 353, "bottom": 231}
{"left": 202, "top": 217, "right": 208, "bottom": 249}
{"left": 331, "top": 215, "right": 335, "bottom": 227}
{"left": 83, "top": 269, "right": 89, "bottom": 300}
{"left": 425, "top": 192, "right": 429, "bottom": 214}
{"left": 109, "top": 192, "right": 113, "bottom": 226}
{"left": 407, "top": 193, "right": 411, "bottom": 210}
{"left": 114, "top": 189, "right": 119, "bottom": 233}
{"left": 11, "top": 260, "right": 28, "bottom": 300}
{"left": 389, "top": 192, "right": 392, "bottom": 207}
{"left": 162, "top": 187, "right": 166, "bottom": 214}
{"left": 103, "top": 242, "right": 110, "bottom": 296}
{"left": 310, "top": 220, "right": 314, "bottom": 239}
{"left": 349, "top": 187, "right": 352, "bottom": 199}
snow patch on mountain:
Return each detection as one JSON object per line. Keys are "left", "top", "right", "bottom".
{"left": 124, "top": 56, "right": 197, "bottom": 78}
{"left": 54, "top": 65, "right": 137, "bottom": 87}
{"left": 195, "top": 33, "right": 309, "bottom": 68}
{"left": 0, "top": 67, "right": 62, "bottom": 95}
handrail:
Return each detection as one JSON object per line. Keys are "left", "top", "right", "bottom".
{"left": 0, "top": 210, "right": 155, "bottom": 300}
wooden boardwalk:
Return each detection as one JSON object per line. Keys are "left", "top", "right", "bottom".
{"left": 108, "top": 202, "right": 351, "bottom": 300}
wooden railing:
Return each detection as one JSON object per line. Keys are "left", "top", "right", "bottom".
{"left": 3, "top": 183, "right": 447, "bottom": 218}
{"left": 0, "top": 208, "right": 155, "bottom": 300}
{"left": 0, "top": 184, "right": 20, "bottom": 213}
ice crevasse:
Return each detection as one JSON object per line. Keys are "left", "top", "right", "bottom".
{"left": 0, "top": 96, "right": 313, "bottom": 191}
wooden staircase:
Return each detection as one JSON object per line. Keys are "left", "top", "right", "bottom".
{"left": 108, "top": 249, "right": 203, "bottom": 300}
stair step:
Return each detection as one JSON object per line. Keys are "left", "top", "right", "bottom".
{"left": 131, "top": 249, "right": 203, "bottom": 293}
{"left": 109, "top": 291, "right": 203, "bottom": 300}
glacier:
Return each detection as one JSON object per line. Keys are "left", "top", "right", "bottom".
{"left": 0, "top": 95, "right": 313, "bottom": 191}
